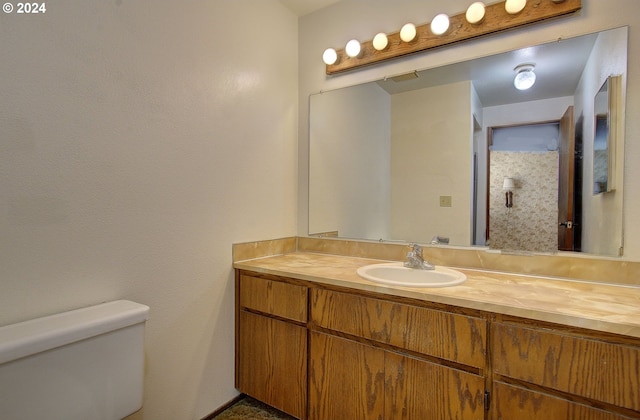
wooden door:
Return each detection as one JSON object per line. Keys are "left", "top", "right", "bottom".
{"left": 558, "top": 106, "right": 575, "bottom": 251}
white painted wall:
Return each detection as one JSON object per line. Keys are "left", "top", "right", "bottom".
{"left": 0, "top": 1, "right": 298, "bottom": 418}
{"left": 309, "top": 83, "right": 391, "bottom": 239}
{"left": 298, "top": 0, "right": 640, "bottom": 260}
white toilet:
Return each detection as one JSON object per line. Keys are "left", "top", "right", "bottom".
{"left": 0, "top": 300, "right": 150, "bottom": 420}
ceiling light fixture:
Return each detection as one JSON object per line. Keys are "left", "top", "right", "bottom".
{"left": 430, "top": 14, "right": 450, "bottom": 35}
{"left": 513, "top": 64, "right": 536, "bottom": 90}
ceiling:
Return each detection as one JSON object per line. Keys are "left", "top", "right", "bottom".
{"left": 279, "top": 0, "right": 341, "bottom": 16}
{"left": 377, "top": 32, "right": 599, "bottom": 107}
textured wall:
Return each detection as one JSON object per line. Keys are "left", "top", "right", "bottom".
{"left": 489, "top": 152, "right": 559, "bottom": 252}
{"left": 0, "top": 1, "right": 298, "bottom": 418}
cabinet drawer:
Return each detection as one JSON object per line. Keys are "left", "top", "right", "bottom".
{"left": 493, "top": 381, "right": 634, "bottom": 420}
{"left": 239, "top": 274, "right": 307, "bottom": 322}
{"left": 492, "top": 322, "right": 640, "bottom": 411}
{"left": 310, "top": 288, "right": 486, "bottom": 368}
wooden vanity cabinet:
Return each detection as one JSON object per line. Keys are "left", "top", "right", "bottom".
{"left": 491, "top": 318, "right": 640, "bottom": 420}
{"left": 236, "top": 269, "right": 640, "bottom": 420}
{"left": 308, "top": 288, "right": 487, "bottom": 420}
{"left": 236, "top": 272, "right": 308, "bottom": 419}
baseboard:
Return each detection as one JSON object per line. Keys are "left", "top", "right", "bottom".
{"left": 200, "top": 394, "right": 246, "bottom": 420}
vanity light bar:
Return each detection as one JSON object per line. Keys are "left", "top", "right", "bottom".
{"left": 324, "top": 0, "right": 581, "bottom": 75}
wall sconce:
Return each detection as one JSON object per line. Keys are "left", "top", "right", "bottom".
{"left": 514, "top": 64, "right": 536, "bottom": 90}
{"left": 322, "top": 0, "right": 581, "bottom": 74}
{"left": 503, "top": 177, "right": 516, "bottom": 208}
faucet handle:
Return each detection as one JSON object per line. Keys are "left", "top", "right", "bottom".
{"left": 408, "top": 243, "right": 422, "bottom": 255}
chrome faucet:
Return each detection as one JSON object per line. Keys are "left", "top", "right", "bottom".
{"left": 403, "top": 243, "right": 435, "bottom": 270}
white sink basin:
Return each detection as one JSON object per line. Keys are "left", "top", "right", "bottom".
{"left": 356, "top": 262, "right": 467, "bottom": 288}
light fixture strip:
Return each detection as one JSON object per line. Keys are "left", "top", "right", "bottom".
{"left": 326, "top": 0, "right": 581, "bottom": 75}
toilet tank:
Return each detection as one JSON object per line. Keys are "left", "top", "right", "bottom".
{"left": 0, "top": 300, "right": 150, "bottom": 420}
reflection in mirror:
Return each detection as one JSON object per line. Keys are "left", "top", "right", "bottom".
{"left": 488, "top": 122, "right": 565, "bottom": 253}
{"left": 309, "top": 27, "right": 627, "bottom": 256}
{"left": 593, "top": 79, "right": 610, "bottom": 194}
{"left": 593, "top": 75, "right": 621, "bottom": 195}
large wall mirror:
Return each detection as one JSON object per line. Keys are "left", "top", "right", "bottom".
{"left": 309, "top": 26, "right": 627, "bottom": 257}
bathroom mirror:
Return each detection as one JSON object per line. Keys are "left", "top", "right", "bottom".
{"left": 309, "top": 27, "right": 627, "bottom": 256}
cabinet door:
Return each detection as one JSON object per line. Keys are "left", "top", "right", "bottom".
{"left": 493, "top": 381, "right": 635, "bottom": 420}
{"left": 385, "top": 352, "right": 485, "bottom": 420}
{"left": 492, "top": 322, "right": 640, "bottom": 411}
{"left": 238, "top": 311, "right": 307, "bottom": 419}
{"left": 309, "top": 331, "right": 385, "bottom": 420}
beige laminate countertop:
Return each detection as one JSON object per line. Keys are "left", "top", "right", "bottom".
{"left": 234, "top": 252, "right": 640, "bottom": 339}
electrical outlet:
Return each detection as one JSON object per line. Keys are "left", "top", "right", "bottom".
{"left": 440, "top": 196, "right": 452, "bottom": 207}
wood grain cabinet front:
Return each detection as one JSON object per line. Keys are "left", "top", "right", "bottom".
{"left": 491, "top": 321, "right": 640, "bottom": 419}
{"left": 239, "top": 274, "right": 307, "bottom": 322}
{"left": 235, "top": 269, "right": 640, "bottom": 420}
{"left": 384, "top": 351, "right": 485, "bottom": 420}
{"left": 492, "top": 381, "right": 636, "bottom": 420}
{"left": 308, "top": 331, "right": 386, "bottom": 420}
{"left": 308, "top": 288, "right": 487, "bottom": 420}
{"left": 236, "top": 273, "right": 308, "bottom": 419}
{"left": 310, "top": 288, "right": 487, "bottom": 368}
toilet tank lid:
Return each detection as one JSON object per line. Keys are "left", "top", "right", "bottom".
{"left": 0, "top": 300, "right": 149, "bottom": 365}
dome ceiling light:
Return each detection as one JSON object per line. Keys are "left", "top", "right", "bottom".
{"left": 513, "top": 64, "right": 536, "bottom": 90}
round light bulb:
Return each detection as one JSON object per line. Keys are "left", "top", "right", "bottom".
{"left": 345, "top": 39, "right": 361, "bottom": 58}
{"left": 372, "top": 32, "right": 388, "bottom": 51}
{"left": 505, "top": 0, "right": 526, "bottom": 14}
{"left": 430, "top": 13, "right": 450, "bottom": 36}
{"left": 322, "top": 48, "right": 338, "bottom": 65}
{"left": 400, "top": 23, "right": 417, "bottom": 42}
{"left": 466, "top": 2, "right": 486, "bottom": 24}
